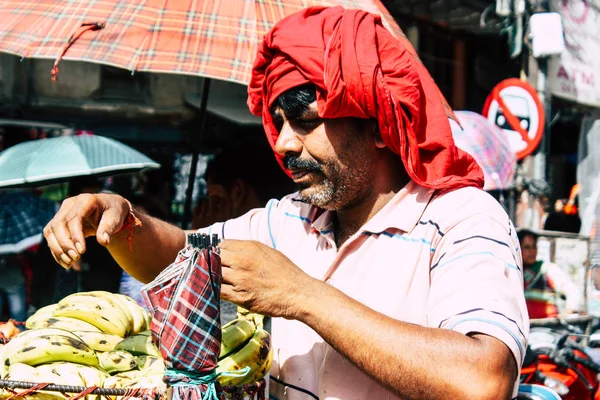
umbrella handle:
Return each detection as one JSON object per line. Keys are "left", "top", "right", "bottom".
{"left": 51, "top": 22, "right": 106, "bottom": 81}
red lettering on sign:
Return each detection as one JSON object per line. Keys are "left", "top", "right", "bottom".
{"left": 556, "top": 65, "right": 595, "bottom": 86}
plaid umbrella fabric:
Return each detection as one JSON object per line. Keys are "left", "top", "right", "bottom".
{"left": 0, "top": 1, "right": 443, "bottom": 100}
{"left": 0, "top": 191, "right": 58, "bottom": 254}
{"left": 450, "top": 110, "right": 517, "bottom": 191}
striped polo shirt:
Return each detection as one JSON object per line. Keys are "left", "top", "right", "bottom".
{"left": 200, "top": 181, "right": 528, "bottom": 399}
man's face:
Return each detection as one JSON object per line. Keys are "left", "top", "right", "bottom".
{"left": 521, "top": 236, "right": 538, "bottom": 266}
{"left": 272, "top": 101, "right": 377, "bottom": 211}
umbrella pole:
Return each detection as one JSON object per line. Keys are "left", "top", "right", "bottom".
{"left": 182, "top": 78, "right": 211, "bottom": 230}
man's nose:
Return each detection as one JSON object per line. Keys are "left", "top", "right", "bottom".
{"left": 274, "top": 121, "right": 303, "bottom": 157}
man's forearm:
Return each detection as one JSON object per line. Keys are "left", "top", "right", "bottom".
{"left": 294, "top": 280, "right": 516, "bottom": 400}
{"left": 106, "top": 210, "right": 187, "bottom": 283}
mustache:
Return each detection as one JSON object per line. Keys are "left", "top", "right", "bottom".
{"left": 282, "top": 155, "right": 322, "bottom": 172}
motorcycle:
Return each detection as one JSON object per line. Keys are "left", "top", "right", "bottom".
{"left": 518, "top": 315, "right": 600, "bottom": 400}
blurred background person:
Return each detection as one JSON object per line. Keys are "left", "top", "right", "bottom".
{"left": 0, "top": 253, "right": 27, "bottom": 324}
{"left": 544, "top": 184, "right": 581, "bottom": 233}
{"left": 518, "top": 228, "right": 583, "bottom": 319}
{"left": 192, "top": 143, "right": 295, "bottom": 229}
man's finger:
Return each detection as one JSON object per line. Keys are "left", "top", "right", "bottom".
{"left": 45, "top": 229, "right": 72, "bottom": 269}
{"left": 96, "top": 207, "right": 127, "bottom": 246}
{"left": 221, "top": 264, "right": 235, "bottom": 285}
{"left": 220, "top": 283, "right": 235, "bottom": 302}
{"left": 65, "top": 215, "right": 86, "bottom": 259}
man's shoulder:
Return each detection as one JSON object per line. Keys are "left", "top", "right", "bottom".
{"left": 425, "top": 186, "right": 511, "bottom": 228}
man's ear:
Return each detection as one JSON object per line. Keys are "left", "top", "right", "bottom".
{"left": 230, "top": 179, "right": 247, "bottom": 207}
{"left": 368, "top": 120, "right": 386, "bottom": 148}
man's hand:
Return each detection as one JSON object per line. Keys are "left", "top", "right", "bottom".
{"left": 219, "top": 239, "right": 315, "bottom": 319}
{"left": 43, "top": 193, "right": 131, "bottom": 269}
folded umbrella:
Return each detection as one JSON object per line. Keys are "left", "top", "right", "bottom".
{"left": 142, "top": 234, "right": 236, "bottom": 400}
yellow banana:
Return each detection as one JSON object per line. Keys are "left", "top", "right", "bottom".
{"left": 216, "top": 328, "right": 272, "bottom": 386}
{"left": 0, "top": 344, "right": 7, "bottom": 379}
{"left": 3, "top": 331, "right": 99, "bottom": 368}
{"left": 72, "top": 331, "right": 123, "bottom": 353}
{"left": 25, "top": 304, "right": 59, "bottom": 328}
{"left": 114, "top": 333, "right": 160, "bottom": 357}
{"left": 219, "top": 317, "right": 256, "bottom": 359}
{"left": 238, "top": 344, "right": 273, "bottom": 385}
{"left": 101, "top": 375, "right": 131, "bottom": 400}
{"left": 115, "top": 294, "right": 148, "bottom": 334}
{"left": 98, "top": 350, "right": 137, "bottom": 374}
{"left": 6, "top": 363, "right": 67, "bottom": 400}
{"left": 108, "top": 293, "right": 135, "bottom": 335}
{"left": 39, "top": 363, "right": 85, "bottom": 387}
{"left": 27, "top": 316, "right": 103, "bottom": 332}
{"left": 54, "top": 292, "right": 129, "bottom": 337}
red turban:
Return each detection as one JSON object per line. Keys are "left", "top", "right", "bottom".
{"left": 248, "top": 6, "right": 484, "bottom": 190}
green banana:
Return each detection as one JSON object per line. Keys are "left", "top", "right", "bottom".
{"left": 114, "top": 333, "right": 160, "bottom": 357}
{"left": 216, "top": 328, "right": 272, "bottom": 386}
{"left": 3, "top": 330, "right": 99, "bottom": 368}
{"left": 27, "top": 316, "right": 103, "bottom": 333}
{"left": 98, "top": 350, "right": 137, "bottom": 374}
{"left": 219, "top": 317, "right": 256, "bottom": 359}
{"left": 72, "top": 331, "right": 123, "bottom": 353}
{"left": 54, "top": 292, "right": 129, "bottom": 337}
{"left": 134, "top": 356, "right": 165, "bottom": 376}
{"left": 115, "top": 294, "right": 148, "bottom": 334}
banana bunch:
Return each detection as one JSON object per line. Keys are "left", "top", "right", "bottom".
{"left": 216, "top": 312, "right": 273, "bottom": 386}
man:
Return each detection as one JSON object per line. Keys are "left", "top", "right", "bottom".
{"left": 518, "top": 229, "right": 582, "bottom": 319}
{"left": 43, "top": 6, "right": 527, "bottom": 399}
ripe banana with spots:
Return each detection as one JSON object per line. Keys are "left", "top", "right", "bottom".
{"left": 98, "top": 350, "right": 137, "bottom": 374}
{"left": 238, "top": 343, "right": 274, "bottom": 385}
{"left": 53, "top": 292, "right": 130, "bottom": 337}
{"left": 219, "top": 317, "right": 257, "bottom": 359}
{"left": 72, "top": 331, "right": 123, "bottom": 353}
{"left": 216, "top": 328, "right": 273, "bottom": 386}
{"left": 25, "top": 304, "right": 59, "bottom": 327}
{"left": 2, "top": 328, "right": 99, "bottom": 368}
{"left": 26, "top": 316, "right": 102, "bottom": 332}
{"left": 114, "top": 332, "right": 160, "bottom": 357}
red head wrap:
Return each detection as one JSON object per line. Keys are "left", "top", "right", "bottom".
{"left": 248, "top": 6, "right": 483, "bottom": 190}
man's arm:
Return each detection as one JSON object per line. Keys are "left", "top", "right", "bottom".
{"left": 43, "top": 193, "right": 186, "bottom": 283}
{"left": 219, "top": 239, "right": 519, "bottom": 400}
{"left": 295, "top": 280, "right": 516, "bottom": 400}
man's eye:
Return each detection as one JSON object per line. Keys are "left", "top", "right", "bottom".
{"left": 293, "top": 118, "right": 321, "bottom": 130}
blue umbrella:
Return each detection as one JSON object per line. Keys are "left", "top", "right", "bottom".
{"left": 0, "top": 135, "right": 160, "bottom": 188}
{"left": 0, "top": 191, "right": 58, "bottom": 254}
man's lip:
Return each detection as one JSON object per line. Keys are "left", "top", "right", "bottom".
{"left": 291, "top": 169, "right": 312, "bottom": 180}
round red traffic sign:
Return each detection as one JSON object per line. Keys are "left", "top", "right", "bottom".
{"left": 482, "top": 78, "right": 545, "bottom": 160}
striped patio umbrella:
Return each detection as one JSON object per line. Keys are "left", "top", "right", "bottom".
{"left": 0, "top": 0, "right": 425, "bottom": 86}
{"left": 450, "top": 110, "right": 517, "bottom": 191}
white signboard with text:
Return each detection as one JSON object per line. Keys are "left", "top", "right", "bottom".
{"left": 549, "top": 0, "right": 600, "bottom": 107}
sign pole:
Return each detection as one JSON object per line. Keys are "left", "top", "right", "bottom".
{"left": 534, "top": 57, "right": 550, "bottom": 184}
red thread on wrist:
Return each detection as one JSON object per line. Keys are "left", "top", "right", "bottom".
{"left": 114, "top": 200, "right": 142, "bottom": 251}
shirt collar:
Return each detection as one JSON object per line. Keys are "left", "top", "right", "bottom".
{"left": 362, "top": 181, "right": 435, "bottom": 234}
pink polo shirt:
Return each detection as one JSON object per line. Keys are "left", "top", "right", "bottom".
{"left": 200, "top": 181, "right": 528, "bottom": 399}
